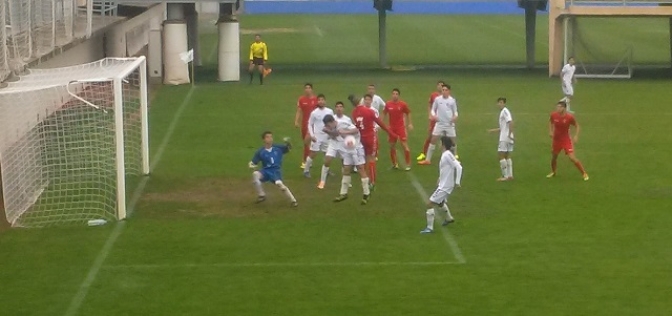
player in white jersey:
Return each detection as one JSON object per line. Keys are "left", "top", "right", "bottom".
{"left": 318, "top": 101, "right": 352, "bottom": 189}
{"left": 561, "top": 57, "right": 576, "bottom": 112}
{"left": 488, "top": 97, "right": 514, "bottom": 181}
{"left": 419, "top": 84, "right": 458, "bottom": 165}
{"left": 421, "top": 136, "right": 462, "bottom": 234}
{"left": 359, "top": 84, "right": 386, "bottom": 113}
{"left": 322, "top": 114, "right": 372, "bottom": 205}
{"left": 304, "top": 94, "right": 334, "bottom": 178}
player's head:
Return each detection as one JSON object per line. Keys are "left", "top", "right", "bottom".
{"left": 441, "top": 84, "right": 451, "bottom": 97}
{"left": 391, "top": 88, "right": 400, "bottom": 101}
{"left": 334, "top": 101, "right": 345, "bottom": 116}
{"left": 557, "top": 101, "right": 568, "bottom": 114}
{"left": 497, "top": 97, "right": 507, "bottom": 108}
{"left": 568, "top": 56, "right": 575, "bottom": 65}
{"left": 363, "top": 94, "right": 373, "bottom": 107}
{"left": 436, "top": 80, "right": 445, "bottom": 91}
{"left": 304, "top": 83, "right": 313, "bottom": 95}
{"left": 317, "top": 94, "right": 326, "bottom": 107}
{"left": 254, "top": 34, "right": 261, "bottom": 43}
{"left": 322, "top": 114, "right": 337, "bottom": 129}
{"left": 261, "top": 131, "right": 273, "bottom": 145}
{"left": 347, "top": 94, "right": 359, "bottom": 107}
{"left": 440, "top": 136, "right": 454, "bottom": 152}
{"left": 367, "top": 84, "right": 376, "bottom": 95}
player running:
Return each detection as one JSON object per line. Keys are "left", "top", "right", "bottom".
{"left": 304, "top": 94, "right": 334, "bottom": 178}
{"left": 323, "top": 114, "right": 372, "bottom": 205}
{"left": 417, "top": 80, "right": 444, "bottom": 162}
{"left": 487, "top": 97, "right": 514, "bottom": 181}
{"left": 418, "top": 84, "right": 458, "bottom": 165}
{"left": 350, "top": 94, "right": 397, "bottom": 191}
{"left": 249, "top": 131, "right": 298, "bottom": 207}
{"left": 318, "top": 101, "right": 352, "bottom": 189}
{"left": 420, "top": 136, "right": 462, "bottom": 234}
{"left": 561, "top": 57, "right": 576, "bottom": 113}
{"left": 294, "top": 83, "right": 318, "bottom": 169}
{"left": 547, "top": 101, "right": 589, "bottom": 181}
{"left": 382, "top": 88, "right": 413, "bottom": 170}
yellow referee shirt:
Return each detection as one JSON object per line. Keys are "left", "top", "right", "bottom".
{"left": 249, "top": 42, "right": 268, "bottom": 61}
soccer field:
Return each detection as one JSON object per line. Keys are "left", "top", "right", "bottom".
{"left": 1, "top": 14, "right": 672, "bottom": 316}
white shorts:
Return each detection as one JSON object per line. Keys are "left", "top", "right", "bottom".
{"left": 498, "top": 141, "right": 514, "bottom": 152}
{"left": 310, "top": 139, "right": 329, "bottom": 152}
{"left": 432, "top": 122, "right": 456, "bottom": 137}
{"left": 325, "top": 143, "right": 341, "bottom": 158}
{"left": 429, "top": 187, "right": 453, "bottom": 205}
{"left": 562, "top": 82, "right": 574, "bottom": 96}
{"left": 340, "top": 147, "right": 366, "bottom": 166}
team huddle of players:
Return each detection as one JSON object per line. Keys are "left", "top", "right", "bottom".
{"left": 249, "top": 67, "right": 588, "bottom": 233}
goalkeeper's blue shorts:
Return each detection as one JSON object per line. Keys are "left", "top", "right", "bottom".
{"left": 260, "top": 169, "right": 282, "bottom": 183}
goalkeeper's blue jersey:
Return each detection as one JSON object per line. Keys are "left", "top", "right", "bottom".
{"left": 251, "top": 144, "right": 289, "bottom": 170}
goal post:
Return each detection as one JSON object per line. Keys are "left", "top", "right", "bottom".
{"left": 0, "top": 57, "right": 149, "bottom": 227}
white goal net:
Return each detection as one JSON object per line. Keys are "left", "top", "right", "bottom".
{"left": 0, "top": 57, "right": 149, "bottom": 227}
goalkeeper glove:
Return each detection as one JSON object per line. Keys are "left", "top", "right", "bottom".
{"left": 283, "top": 137, "right": 292, "bottom": 150}
{"left": 248, "top": 161, "right": 256, "bottom": 169}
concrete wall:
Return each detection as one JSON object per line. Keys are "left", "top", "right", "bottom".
{"left": 34, "top": 35, "right": 106, "bottom": 69}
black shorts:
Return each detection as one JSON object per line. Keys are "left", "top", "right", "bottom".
{"left": 252, "top": 58, "right": 265, "bottom": 66}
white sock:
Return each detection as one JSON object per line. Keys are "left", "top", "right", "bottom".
{"left": 276, "top": 182, "right": 296, "bottom": 202}
{"left": 426, "top": 144, "right": 436, "bottom": 162}
{"left": 252, "top": 172, "right": 265, "bottom": 196}
{"left": 442, "top": 203, "right": 454, "bottom": 221}
{"left": 340, "top": 175, "right": 351, "bottom": 195}
{"left": 499, "top": 159, "right": 508, "bottom": 178}
{"left": 506, "top": 158, "right": 513, "bottom": 178}
{"left": 566, "top": 99, "right": 571, "bottom": 111}
{"left": 304, "top": 156, "right": 313, "bottom": 173}
{"left": 320, "top": 165, "right": 329, "bottom": 183}
{"left": 425, "top": 208, "right": 435, "bottom": 230}
{"left": 361, "top": 177, "right": 370, "bottom": 195}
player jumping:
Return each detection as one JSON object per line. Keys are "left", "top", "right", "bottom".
{"left": 421, "top": 136, "right": 462, "bottom": 234}
{"left": 417, "top": 80, "right": 444, "bottom": 162}
{"left": 294, "top": 83, "right": 318, "bottom": 169}
{"left": 382, "top": 88, "right": 413, "bottom": 170}
{"left": 323, "top": 114, "right": 372, "bottom": 205}
{"left": 249, "top": 131, "right": 298, "bottom": 207}
{"left": 419, "top": 84, "right": 458, "bottom": 165}
{"left": 487, "top": 97, "right": 514, "bottom": 181}
{"left": 547, "top": 101, "right": 589, "bottom": 181}
{"left": 318, "top": 101, "right": 352, "bottom": 189}
{"left": 561, "top": 57, "right": 576, "bottom": 113}
{"left": 304, "top": 94, "right": 334, "bottom": 178}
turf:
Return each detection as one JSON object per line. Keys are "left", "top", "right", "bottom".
{"left": 1, "top": 14, "right": 672, "bottom": 316}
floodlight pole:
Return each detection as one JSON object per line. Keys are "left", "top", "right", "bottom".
{"left": 669, "top": 17, "right": 672, "bottom": 73}
{"left": 378, "top": 8, "right": 388, "bottom": 68}
{"left": 524, "top": 1, "right": 537, "bottom": 69}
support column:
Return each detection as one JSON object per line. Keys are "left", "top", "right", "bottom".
{"left": 669, "top": 17, "right": 672, "bottom": 73}
{"left": 378, "top": 8, "right": 387, "bottom": 68}
{"left": 148, "top": 16, "right": 162, "bottom": 79}
{"left": 217, "top": 3, "right": 240, "bottom": 82}
{"left": 548, "top": 0, "right": 566, "bottom": 77}
{"left": 185, "top": 3, "right": 201, "bottom": 66}
{"left": 524, "top": 2, "right": 537, "bottom": 69}
{"left": 163, "top": 4, "right": 190, "bottom": 85}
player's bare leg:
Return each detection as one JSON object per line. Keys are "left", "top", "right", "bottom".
{"left": 400, "top": 140, "right": 412, "bottom": 170}
{"left": 275, "top": 180, "right": 298, "bottom": 207}
{"left": 389, "top": 141, "right": 399, "bottom": 169}
{"left": 567, "top": 152, "right": 589, "bottom": 180}
{"left": 422, "top": 200, "right": 454, "bottom": 234}
{"left": 547, "top": 153, "right": 559, "bottom": 178}
{"left": 301, "top": 134, "right": 310, "bottom": 169}
{"left": 417, "top": 128, "right": 433, "bottom": 161}
{"left": 252, "top": 171, "right": 266, "bottom": 203}
{"left": 257, "top": 65, "right": 265, "bottom": 85}
{"left": 366, "top": 155, "right": 376, "bottom": 191}
{"left": 248, "top": 62, "right": 255, "bottom": 84}
{"left": 418, "top": 135, "right": 439, "bottom": 165}
{"left": 304, "top": 151, "right": 318, "bottom": 178}
{"left": 356, "top": 163, "right": 371, "bottom": 204}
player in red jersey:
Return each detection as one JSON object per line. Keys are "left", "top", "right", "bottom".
{"left": 382, "top": 88, "right": 413, "bottom": 170}
{"left": 349, "top": 94, "right": 397, "bottom": 191}
{"left": 548, "top": 101, "right": 589, "bottom": 181}
{"left": 417, "top": 80, "right": 444, "bottom": 161}
{"left": 294, "top": 83, "right": 318, "bottom": 168}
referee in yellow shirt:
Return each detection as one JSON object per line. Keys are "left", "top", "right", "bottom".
{"left": 248, "top": 34, "right": 269, "bottom": 85}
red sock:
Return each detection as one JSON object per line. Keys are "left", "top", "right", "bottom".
{"left": 574, "top": 160, "right": 586, "bottom": 174}
{"left": 551, "top": 159, "right": 557, "bottom": 173}
{"left": 390, "top": 148, "right": 397, "bottom": 165}
{"left": 422, "top": 137, "right": 431, "bottom": 154}
{"left": 369, "top": 161, "right": 377, "bottom": 184}
{"left": 404, "top": 149, "right": 411, "bottom": 165}
{"left": 303, "top": 144, "right": 310, "bottom": 162}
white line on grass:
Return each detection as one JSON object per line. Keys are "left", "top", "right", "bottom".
{"left": 104, "top": 261, "right": 460, "bottom": 269}
{"left": 313, "top": 25, "right": 324, "bottom": 37}
{"left": 63, "top": 88, "right": 198, "bottom": 316}
{"left": 407, "top": 172, "right": 467, "bottom": 264}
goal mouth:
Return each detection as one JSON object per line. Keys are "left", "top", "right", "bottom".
{"left": 573, "top": 46, "right": 634, "bottom": 79}
{"left": 0, "top": 57, "right": 149, "bottom": 228}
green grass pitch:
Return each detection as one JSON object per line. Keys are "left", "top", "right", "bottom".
{"left": 1, "top": 14, "right": 672, "bottom": 315}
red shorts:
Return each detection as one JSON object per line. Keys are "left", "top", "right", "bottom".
{"left": 361, "top": 136, "right": 377, "bottom": 157}
{"left": 552, "top": 140, "right": 574, "bottom": 155}
{"left": 388, "top": 127, "right": 407, "bottom": 143}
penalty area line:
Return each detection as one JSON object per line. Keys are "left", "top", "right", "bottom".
{"left": 407, "top": 172, "right": 467, "bottom": 264}
{"left": 103, "top": 261, "right": 461, "bottom": 269}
